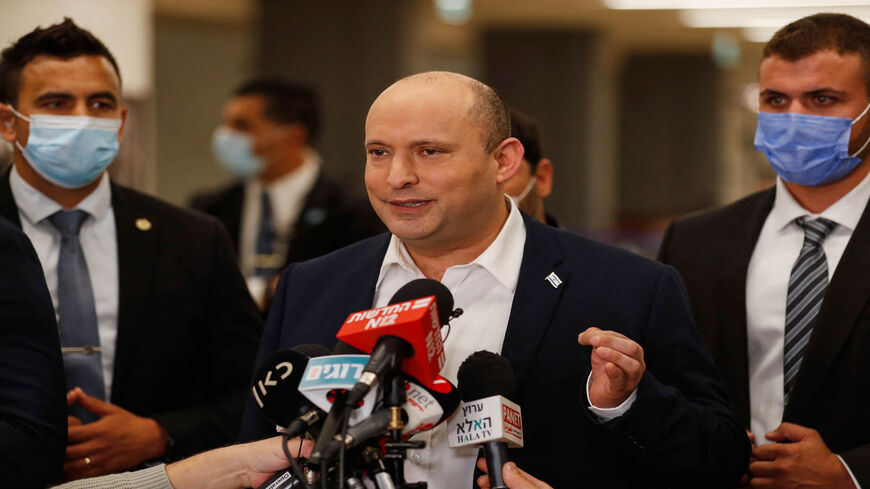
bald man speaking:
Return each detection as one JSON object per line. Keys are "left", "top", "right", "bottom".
{"left": 239, "top": 72, "right": 748, "bottom": 488}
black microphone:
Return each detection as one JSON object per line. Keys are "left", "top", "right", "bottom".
{"left": 251, "top": 344, "right": 330, "bottom": 438}
{"left": 456, "top": 351, "right": 521, "bottom": 489}
{"left": 342, "top": 279, "right": 456, "bottom": 408}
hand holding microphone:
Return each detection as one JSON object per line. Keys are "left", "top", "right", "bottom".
{"left": 475, "top": 459, "right": 553, "bottom": 489}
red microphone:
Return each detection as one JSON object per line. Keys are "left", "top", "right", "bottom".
{"left": 337, "top": 279, "right": 454, "bottom": 408}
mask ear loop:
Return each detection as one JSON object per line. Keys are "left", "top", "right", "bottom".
{"left": 510, "top": 177, "right": 536, "bottom": 204}
{"left": 5, "top": 105, "right": 30, "bottom": 122}
{"left": 851, "top": 101, "right": 870, "bottom": 158}
{"left": 3, "top": 105, "right": 28, "bottom": 151}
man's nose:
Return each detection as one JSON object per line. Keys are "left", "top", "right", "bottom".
{"left": 387, "top": 154, "right": 418, "bottom": 189}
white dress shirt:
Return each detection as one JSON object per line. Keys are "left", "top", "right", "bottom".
{"left": 10, "top": 166, "right": 119, "bottom": 398}
{"left": 746, "top": 173, "right": 870, "bottom": 486}
{"left": 240, "top": 149, "right": 320, "bottom": 302}
{"left": 373, "top": 197, "right": 633, "bottom": 488}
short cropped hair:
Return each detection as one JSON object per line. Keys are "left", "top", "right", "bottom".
{"left": 764, "top": 13, "right": 870, "bottom": 95}
{"left": 509, "top": 107, "right": 544, "bottom": 168}
{"left": 0, "top": 18, "right": 121, "bottom": 105}
{"left": 394, "top": 71, "right": 510, "bottom": 154}
{"left": 234, "top": 79, "right": 320, "bottom": 143}
{"left": 465, "top": 79, "right": 511, "bottom": 154}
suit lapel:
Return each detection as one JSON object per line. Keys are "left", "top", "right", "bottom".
{"left": 501, "top": 216, "right": 566, "bottom": 387}
{"left": 785, "top": 197, "right": 870, "bottom": 422}
{"left": 711, "top": 189, "right": 774, "bottom": 424}
{"left": 109, "top": 184, "right": 158, "bottom": 400}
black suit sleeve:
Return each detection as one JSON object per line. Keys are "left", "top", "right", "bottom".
{"left": 147, "top": 218, "right": 262, "bottom": 458}
{"left": 0, "top": 218, "right": 67, "bottom": 486}
{"left": 590, "top": 266, "right": 750, "bottom": 487}
{"left": 238, "top": 264, "right": 294, "bottom": 442}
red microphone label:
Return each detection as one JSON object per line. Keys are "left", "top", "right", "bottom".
{"left": 337, "top": 296, "right": 446, "bottom": 383}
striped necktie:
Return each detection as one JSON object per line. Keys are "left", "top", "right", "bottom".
{"left": 783, "top": 216, "right": 837, "bottom": 404}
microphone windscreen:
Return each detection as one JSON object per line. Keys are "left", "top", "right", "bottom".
{"left": 457, "top": 350, "right": 517, "bottom": 402}
{"left": 251, "top": 344, "right": 328, "bottom": 426}
{"left": 388, "top": 278, "right": 454, "bottom": 326}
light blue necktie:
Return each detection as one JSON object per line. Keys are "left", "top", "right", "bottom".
{"left": 48, "top": 209, "right": 106, "bottom": 423}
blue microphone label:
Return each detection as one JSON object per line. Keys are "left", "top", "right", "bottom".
{"left": 298, "top": 355, "right": 370, "bottom": 389}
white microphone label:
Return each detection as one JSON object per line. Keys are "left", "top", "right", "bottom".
{"left": 447, "top": 395, "right": 523, "bottom": 448}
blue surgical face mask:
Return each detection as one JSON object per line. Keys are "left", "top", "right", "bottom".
{"left": 212, "top": 127, "right": 263, "bottom": 179}
{"left": 754, "top": 101, "right": 870, "bottom": 186}
{"left": 9, "top": 106, "right": 121, "bottom": 189}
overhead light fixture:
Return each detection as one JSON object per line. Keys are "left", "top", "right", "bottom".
{"left": 604, "top": 0, "right": 870, "bottom": 9}
{"left": 436, "top": 0, "right": 472, "bottom": 25}
{"left": 679, "top": 6, "right": 870, "bottom": 28}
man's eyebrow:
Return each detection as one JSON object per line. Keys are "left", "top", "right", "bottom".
{"left": 759, "top": 88, "right": 785, "bottom": 97}
{"left": 806, "top": 88, "right": 847, "bottom": 96}
{"left": 411, "top": 139, "right": 451, "bottom": 147}
{"left": 760, "top": 87, "right": 848, "bottom": 97}
{"left": 88, "top": 91, "right": 119, "bottom": 104}
{"left": 33, "top": 92, "right": 74, "bottom": 103}
{"left": 365, "top": 139, "right": 387, "bottom": 147}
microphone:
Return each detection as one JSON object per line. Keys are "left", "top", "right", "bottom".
{"left": 297, "top": 353, "right": 381, "bottom": 426}
{"left": 251, "top": 344, "right": 330, "bottom": 437}
{"left": 338, "top": 279, "right": 454, "bottom": 408}
{"left": 449, "top": 351, "right": 524, "bottom": 489}
{"left": 314, "top": 374, "right": 461, "bottom": 464}
{"left": 362, "top": 446, "right": 396, "bottom": 489}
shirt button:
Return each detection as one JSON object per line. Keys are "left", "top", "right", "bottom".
{"left": 412, "top": 452, "right": 423, "bottom": 463}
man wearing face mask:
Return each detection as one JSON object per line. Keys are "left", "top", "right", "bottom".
{"left": 189, "top": 79, "right": 383, "bottom": 307}
{"left": 0, "top": 19, "right": 262, "bottom": 481}
{"left": 503, "top": 107, "right": 558, "bottom": 227}
{"left": 659, "top": 13, "right": 870, "bottom": 488}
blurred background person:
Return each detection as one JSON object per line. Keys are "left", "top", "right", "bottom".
{"left": 504, "top": 107, "right": 557, "bottom": 226}
{"left": 189, "top": 79, "right": 383, "bottom": 308}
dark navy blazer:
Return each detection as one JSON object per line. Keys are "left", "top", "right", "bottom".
{"left": 0, "top": 216, "right": 66, "bottom": 486}
{"left": 241, "top": 214, "right": 749, "bottom": 488}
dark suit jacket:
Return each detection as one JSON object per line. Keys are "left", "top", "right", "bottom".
{"left": 0, "top": 216, "right": 66, "bottom": 487}
{"left": 189, "top": 174, "right": 385, "bottom": 267}
{"left": 658, "top": 187, "right": 870, "bottom": 485}
{"left": 0, "top": 172, "right": 263, "bottom": 461}
{"left": 240, "top": 215, "right": 749, "bottom": 488}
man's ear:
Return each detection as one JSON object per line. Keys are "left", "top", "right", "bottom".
{"left": 494, "top": 137, "right": 524, "bottom": 184}
{"left": 117, "top": 106, "right": 129, "bottom": 142}
{"left": 535, "top": 158, "right": 554, "bottom": 198}
{"left": 0, "top": 105, "right": 18, "bottom": 143}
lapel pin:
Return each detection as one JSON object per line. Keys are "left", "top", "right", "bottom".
{"left": 545, "top": 272, "right": 562, "bottom": 289}
{"left": 135, "top": 218, "right": 152, "bottom": 231}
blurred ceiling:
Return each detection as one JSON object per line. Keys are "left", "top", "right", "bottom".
{"left": 152, "top": 0, "right": 870, "bottom": 50}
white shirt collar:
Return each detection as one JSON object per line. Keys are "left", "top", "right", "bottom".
{"left": 10, "top": 165, "right": 112, "bottom": 225}
{"left": 376, "top": 196, "right": 527, "bottom": 292}
{"left": 771, "top": 170, "right": 870, "bottom": 233}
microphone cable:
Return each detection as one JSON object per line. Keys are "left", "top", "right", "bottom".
{"left": 338, "top": 407, "right": 351, "bottom": 489}
{"left": 282, "top": 431, "right": 314, "bottom": 489}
